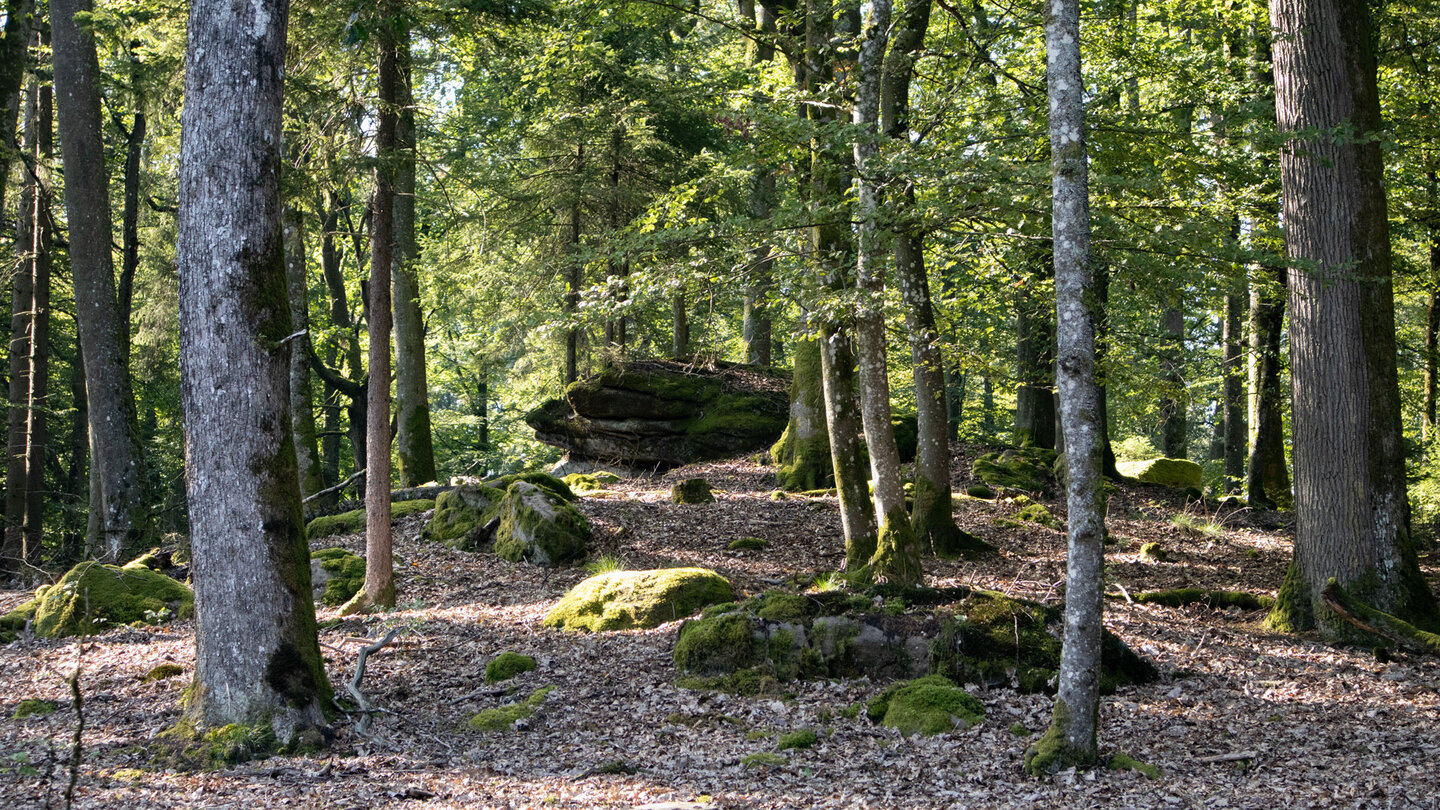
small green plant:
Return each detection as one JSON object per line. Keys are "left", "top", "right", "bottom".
{"left": 810, "top": 571, "right": 845, "bottom": 593}
{"left": 778, "top": 729, "right": 818, "bottom": 750}
{"left": 12, "top": 699, "right": 57, "bottom": 719}
{"left": 1009, "top": 722, "right": 1031, "bottom": 736}
{"left": 838, "top": 703, "right": 861, "bottom": 719}
{"left": 740, "top": 752, "right": 787, "bottom": 768}
{"left": 1114, "top": 436, "right": 1160, "bottom": 462}
{"left": 583, "top": 554, "right": 627, "bottom": 577}
{"left": 1171, "top": 512, "right": 1222, "bottom": 538}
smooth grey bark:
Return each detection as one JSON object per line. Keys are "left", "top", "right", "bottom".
{"left": 117, "top": 110, "right": 144, "bottom": 365}
{"left": 283, "top": 206, "right": 324, "bottom": 502}
{"left": 391, "top": 20, "right": 435, "bottom": 488}
{"left": 1158, "top": 305, "right": 1187, "bottom": 458}
{"left": 1426, "top": 234, "right": 1440, "bottom": 450}
{"left": 671, "top": 291, "right": 688, "bottom": 357}
{"left": 53, "top": 0, "right": 149, "bottom": 561}
{"left": 1027, "top": 0, "right": 1105, "bottom": 775}
{"left": 348, "top": 4, "right": 400, "bottom": 613}
{"left": 1267, "top": 0, "right": 1437, "bottom": 636}
{"left": 177, "top": 0, "right": 330, "bottom": 741}
{"left": 852, "top": 0, "right": 919, "bottom": 585}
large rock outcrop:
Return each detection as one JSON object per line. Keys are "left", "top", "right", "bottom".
{"left": 525, "top": 360, "right": 789, "bottom": 469}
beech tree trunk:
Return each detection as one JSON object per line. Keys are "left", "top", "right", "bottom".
{"left": 118, "top": 111, "right": 144, "bottom": 365}
{"left": 1221, "top": 284, "right": 1246, "bottom": 492}
{"left": 54, "top": 0, "right": 149, "bottom": 561}
{"left": 177, "top": 0, "right": 330, "bottom": 743}
{"left": 5, "top": 69, "right": 36, "bottom": 573}
{"left": 283, "top": 206, "right": 324, "bottom": 501}
{"left": 740, "top": 0, "right": 775, "bottom": 367}
{"left": 391, "top": 20, "right": 436, "bottom": 488}
{"left": 1158, "top": 305, "right": 1186, "bottom": 458}
{"left": 563, "top": 145, "right": 582, "bottom": 385}
{"left": 348, "top": 4, "right": 400, "bottom": 613}
{"left": 23, "top": 73, "right": 52, "bottom": 568}
{"left": 1267, "top": 0, "right": 1438, "bottom": 636}
{"left": 772, "top": 337, "right": 831, "bottom": 490}
{"left": 1015, "top": 263, "right": 1056, "bottom": 449}
{"left": 1027, "top": 0, "right": 1105, "bottom": 775}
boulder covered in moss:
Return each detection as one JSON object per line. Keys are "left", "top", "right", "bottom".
{"left": 972, "top": 445, "right": 1056, "bottom": 496}
{"left": 485, "top": 651, "right": 537, "bottom": 682}
{"left": 544, "top": 568, "right": 733, "bottom": 631}
{"left": 525, "top": 359, "right": 789, "bottom": 469}
{"left": 307, "top": 498, "right": 435, "bottom": 540}
{"left": 494, "top": 481, "right": 589, "bottom": 567}
{"left": 310, "top": 548, "right": 366, "bottom": 606}
{"left": 867, "top": 675, "right": 985, "bottom": 735}
{"left": 422, "top": 484, "right": 506, "bottom": 549}
{"left": 6, "top": 560, "right": 194, "bottom": 638}
{"left": 565, "top": 471, "right": 621, "bottom": 492}
{"left": 1116, "top": 457, "right": 1203, "bottom": 490}
{"left": 1016, "top": 503, "right": 1062, "bottom": 530}
{"left": 674, "top": 586, "right": 1156, "bottom": 695}
{"left": 672, "top": 478, "right": 714, "bottom": 504}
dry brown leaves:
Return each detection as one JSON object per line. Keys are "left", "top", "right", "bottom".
{"left": 2, "top": 450, "right": 1440, "bottom": 808}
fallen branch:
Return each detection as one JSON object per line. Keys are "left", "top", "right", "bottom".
{"left": 304, "top": 471, "right": 365, "bottom": 505}
{"left": 344, "top": 628, "right": 401, "bottom": 735}
{"left": 1321, "top": 580, "right": 1440, "bottom": 655}
{"left": 64, "top": 641, "right": 85, "bottom": 810}
{"left": 1196, "top": 750, "right": 1259, "bottom": 764}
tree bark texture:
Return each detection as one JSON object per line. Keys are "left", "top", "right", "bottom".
{"left": 1222, "top": 285, "right": 1246, "bottom": 491}
{"left": 5, "top": 70, "right": 40, "bottom": 573}
{"left": 1268, "top": 0, "right": 1438, "bottom": 635}
{"left": 1027, "top": 0, "right": 1104, "bottom": 775}
{"left": 283, "top": 206, "right": 324, "bottom": 501}
{"left": 1158, "top": 305, "right": 1187, "bottom": 459}
{"left": 391, "top": 20, "right": 436, "bottom": 488}
{"left": 53, "top": 0, "right": 149, "bottom": 561}
{"left": 1015, "top": 264, "right": 1056, "bottom": 449}
{"left": 177, "top": 0, "right": 330, "bottom": 741}
{"left": 118, "top": 110, "right": 145, "bottom": 365}
{"left": 740, "top": 0, "right": 775, "bottom": 367}
{"left": 1424, "top": 234, "right": 1439, "bottom": 450}
{"left": 772, "top": 336, "right": 832, "bottom": 490}
{"left": 23, "top": 74, "right": 52, "bottom": 568}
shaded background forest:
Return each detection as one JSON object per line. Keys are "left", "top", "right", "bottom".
{"left": 7, "top": 0, "right": 1440, "bottom": 566}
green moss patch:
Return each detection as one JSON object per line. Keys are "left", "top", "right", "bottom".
{"left": 1016, "top": 503, "right": 1062, "bottom": 530}
{"left": 1116, "top": 457, "right": 1203, "bottom": 490}
{"left": 13, "top": 699, "right": 57, "bottom": 719}
{"left": 867, "top": 675, "right": 984, "bottom": 735}
{"left": 467, "top": 685, "right": 554, "bottom": 732}
{"left": 495, "top": 481, "right": 590, "bottom": 567}
{"left": 143, "top": 663, "right": 186, "bottom": 682}
{"left": 485, "top": 651, "right": 537, "bottom": 682}
{"left": 28, "top": 562, "right": 192, "bottom": 638}
{"left": 310, "top": 548, "right": 366, "bottom": 606}
{"left": 423, "top": 485, "right": 505, "bottom": 549}
{"left": 672, "top": 478, "right": 714, "bottom": 504}
{"left": 1133, "top": 588, "right": 1273, "bottom": 611}
{"left": 740, "top": 752, "right": 787, "bottom": 768}
{"left": 728, "top": 536, "right": 768, "bottom": 551}
{"left": 1139, "top": 542, "right": 1168, "bottom": 562}
{"left": 972, "top": 446, "right": 1056, "bottom": 495}
{"left": 488, "top": 472, "right": 577, "bottom": 502}
{"left": 307, "top": 499, "right": 434, "bottom": 540}
{"left": 1109, "top": 753, "right": 1162, "bottom": 779}
{"left": 546, "top": 568, "right": 732, "bottom": 631}
{"left": 778, "top": 729, "right": 818, "bottom": 750}
{"left": 964, "top": 484, "right": 994, "bottom": 499}
{"left": 564, "top": 471, "right": 621, "bottom": 492}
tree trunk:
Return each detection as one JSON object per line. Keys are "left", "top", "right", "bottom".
{"left": 772, "top": 336, "right": 831, "bottom": 490}
{"left": 53, "top": 0, "right": 149, "bottom": 561}
{"left": 740, "top": 0, "right": 775, "bottom": 367}
{"left": 283, "top": 206, "right": 324, "bottom": 502}
{"left": 1426, "top": 241, "right": 1440, "bottom": 452}
{"left": 177, "top": 0, "right": 331, "bottom": 744}
{"left": 1221, "top": 283, "right": 1246, "bottom": 492}
{"left": 1157, "top": 305, "right": 1186, "bottom": 459}
{"left": 1015, "top": 262, "right": 1056, "bottom": 449}
{"left": 118, "top": 111, "right": 144, "bottom": 366}
{"left": 391, "top": 20, "right": 436, "bottom": 488}
{"left": 1027, "top": 0, "right": 1105, "bottom": 775}
{"left": 348, "top": 4, "right": 400, "bottom": 613}
{"left": 23, "top": 71, "right": 52, "bottom": 569}
{"left": 563, "top": 146, "right": 582, "bottom": 385}
{"left": 1267, "top": 0, "right": 1438, "bottom": 636}
{"left": 5, "top": 71, "right": 36, "bottom": 573}
{"left": 671, "top": 291, "right": 688, "bottom": 358}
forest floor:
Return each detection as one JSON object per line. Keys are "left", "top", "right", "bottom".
{"left": 2, "top": 447, "right": 1440, "bottom": 809}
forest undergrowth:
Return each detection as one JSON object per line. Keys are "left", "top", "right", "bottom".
{"left": 1, "top": 448, "right": 1437, "bottom": 809}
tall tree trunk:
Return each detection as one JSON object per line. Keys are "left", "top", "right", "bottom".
{"left": 1027, "top": 0, "right": 1105, "bottom": 775}
{"left": 5, "top": 75, "right": 36, "bottom": 572}
{"left": 347, "top": 4, "right": 400, "bottom": 614}
{"left": 117, "top": 110, "right": 144, "bottom": 366}
{"left": 1221, "top": 281, "right": 1247, "bottom": 492}
{"left": 53, "top": 0, "right": 149, "bottom": 561}
{"left": 177, "top": 0, "right": 331, "bottom": 744}
{"left": 1015, "top": 261, "right": 1056, "bottom": 449}
{"left": 1425, "top": 237, "right": 1440, "bottom": 452}
{"left": 772, "top": 336, "right": 831, "bottom": 490}
{"left": 1157, "top": 305, "right": 1187, "bottom": 458}
{"left": 283, "top": 206, "right": 324, "bottom": 501}
{"left": 563, "top": 145, "right": 582, "bottom": 385}
{"left": 1267, "top": 0, "right": 1438, "bottom": 636}
{"left": 1094, "top": 259, "right": 1120, "bottom": 479}
{"left": 23, "top": 70, "right": 52, "bottom": 569}
{"left": 1247, "top": 264, "right": 1289, "bottom": 511}
{"left": 740, "top": 0, "right": 775, "bottom": 367}
{"left": 61, "top": 344, "right": 88, "bottom": 566}
{"left": 391, "top": 20, "right": 435, "bottom": 488}
{"left": 671, "top": 291, "right": 688, "bottom": 357}
{"left": 316, "top": 199, "right": 366, "bottom": 481}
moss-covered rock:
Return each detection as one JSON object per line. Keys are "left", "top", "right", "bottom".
{"left": 488, "top": 472, "right": 577, "bottom": 502}
{"left": 1109, "top": 753, "right": 1162, "bottom": 779}
{"left": 0, "top": 595, "right": 40, "bottom": 640}
{"left": 1116, "top": 457, "right": 1203, "bottom": 490}
{"left": 1016, "top": 503, "right": 1062, "bottom": 530}
{"left": 972, "top": 446, "right": 1056, "bottom": 495}
{"left": 965, "top": 484, "right": 994, "bottom": 499}
{"left": 467, "top": 685, "right": 554, "bottom": 732}
{"left": 485, "top": 651, "right": 537, "bottom": 682}
{"left": 24, "top": 561, "right": 193, "bottom": 638}
{"left": 867, "top": 674, "right": 985, "bottom": 735}
{"left": 564, "top": 471, "right": 621, "bottom": 492}
{"left": 545, "top": 568, "right": 733, "bottom": 631}
{"left": 144, "top": 663, "right": 186, "bottom": 682}
{"left": 727, "top": 536, "right": 768, "bottom": 551}
{"left": 306, "top": 498, "right": 435, "bottom": 540}
{"left": 13, "top": 699, "right": 57, "bottom": 719}
{"left": 422, "top": 485, "right": 506, "bottom": 549}
{"left": 1139, "top": 542, "right": 1168, "bottom": 562}
{"left": 310, "top": 548, "right": 366, "bottom": 606}
{"left": 672, "top": 478, "right": 714, "bottom": 504}
{"left": 494, "top": 481, "right": 589, "bottom": 567}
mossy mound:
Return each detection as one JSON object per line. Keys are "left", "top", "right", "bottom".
{"left": 778, "top": 729, "right": 819, "bottom": 750}
{"left": 866, "top": 675, "right": 985, "bottom": 735}
{"left": 10, "top": 561, "right": 194, "bottom": 638}
{"left": 1109, "top": 752, "right": 1162, "bottom": 779}
{"left": 468, "top": 685, "right": 554, "bottom": 732}
{"left": 306, "top": 498, "right": 435, "bottom": 540}
{"left": 965, "top": 484, "right": 994, "bottom": 499}
{"left": 143, "top": 663, "right": 186, "bottom": 682}
{"left": 728, "top": 536, "right": 768, "bottom": 551}
{"left": 972, "top": 445, "right": 1056, "bottom": 496}
{"left": 565, "top": 471, "right": 621, "bottom": 492}
{"left": 1139, "top": 542, "right": 1168, "bottom": 562}
{"left": 13, "top": 699, "right": 57, "bottom": 719}
{"left": 488, "top": 472, "right": 577, "bottom": 502}
{"left": 1116, "top": 457, "right": 1203, "bottom": 490}
{"left": 494, "top": 481, "right": 590, "bottom": 567}
{"left": 544, "top": 568, "right": 733, "bottom": 631}
{"left": 1133, "top": 588, "right": 1273, "bottom": 611}
{"left": 675, "top": 586, "right": 1156, "bottom": 695}
{"left": 1016, "top": 503, "right": 1062, "bottom": 530}
{"left": 150, "top": 719, "right": 324, "bottom": 771}
{"left": 672, "top": 478, "right": 714, "bottom": 504}
{"left": 310, "top": 548, "right": 366, "bottom": 606}
{"left": 423, "top": 485, "right": 506, "bottom": 549}
{"left": 485, "top": 651, "right": 537, "bottom": 682}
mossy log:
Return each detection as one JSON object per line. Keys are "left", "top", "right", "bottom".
{"left": 525, "top": 359, "right": 789, "bottom": 468}
{"left": 1321, "top": 580, "right": 1440, "bottom": 655}
{"left": 1132, "top": 588, "right": 1273, "bottom": 611}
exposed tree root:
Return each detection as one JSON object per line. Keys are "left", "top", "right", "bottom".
{"left": 1321, "top": 580, "right": 1440, "bottom": 655}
